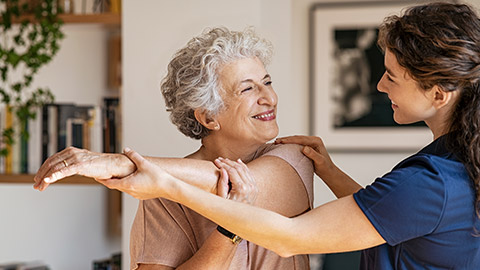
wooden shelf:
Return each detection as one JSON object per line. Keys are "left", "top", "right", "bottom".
{"left": 0, "top": 174, "right": 98, "bottom": 185}
{"left": 59, "top": 13, "right": 121, "bottom": 25}
{"left": 8, "top": 13, "right": 121, "bottom": 26}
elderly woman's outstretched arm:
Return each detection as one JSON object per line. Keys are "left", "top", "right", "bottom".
{"left": 33, "top": 147, "right": 219, "bottom": 193}
{"left": 34, "top": 145, "right": 311, "bottom": 218}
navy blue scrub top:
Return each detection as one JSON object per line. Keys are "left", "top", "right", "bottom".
{"left": 354, "top": 135, "right": 480, "bottom": 269}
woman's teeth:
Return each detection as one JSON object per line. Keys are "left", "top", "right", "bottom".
{"left": 253, "top": 112, "right": 274, "bottom": 119}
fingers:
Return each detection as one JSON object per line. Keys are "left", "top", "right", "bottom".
{"left": 34, "top": 148, "right": 70, "bottom": 186}
{"left": 36, "top": 166, "right": 77, "bottom": 191}
{"left": 302, "top": 146, "right": 324, "bottom": 165}
{"left": 34, "top": 147, "right": 83, "bottom": 190}
{"left": 215, "top": 158, "right": 243, "bottom": 186}
{"left": 275, "top": 135, "right": 324, "bottom": 149}
{"left": 216, "top": 168, "right": 229, "bottom": 198}
{"left": 214, "top": 157, "right": 257, "bottom": 204}
{"left": 122, "top": 147, "right": 146, "bottom": 168}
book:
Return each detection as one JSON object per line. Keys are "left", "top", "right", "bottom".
{"left": 41, "top": 104, "right": 58, "bottom": 163}
{"left": 88, "top": 106, "right": 103, "bottom": 153}
{"left": 64, "top": 105, "right": 95, "bottom": 149}
{"left": 28, "top": 107, "right": 42, "bottom": 174}
{"left": 55, "top": 103, "right": 77, "bottom": 152}
{"left": 5, "top": 106, "right": 13, "bottom": 173}
{"left": 0, "top": 104, "right": 5, "bottom": 173}
{"left": 20, "top": 119, "right": 28, "bottom": 174}
{"left": 66, "top": 118, "right": 86, "bottom": 148}
{"left": 103, "top": 98, "right": 119, "bottom": 153}
{"left": 11, "top": 109, "right": 21, "bottom": 174}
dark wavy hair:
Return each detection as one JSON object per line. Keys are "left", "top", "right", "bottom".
{"left": 378, "top": 2, "right": 480, "bottom": 217}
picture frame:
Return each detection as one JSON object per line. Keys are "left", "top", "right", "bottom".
{"left": 309, "top": 1, "right": 450, "bottom": 151}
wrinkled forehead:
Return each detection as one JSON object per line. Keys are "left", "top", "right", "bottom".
{"left": 217, "top": 57, "right": 267, "bottom": 91}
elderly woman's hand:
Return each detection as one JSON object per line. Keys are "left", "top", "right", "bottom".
{"left": 213, "top": 158, "right": 258, "bottom": 205}
{"left": 34, "top": 147, "right": 135, "bottom": 191}
{"left": 97, "top": 148, "right": 175, "bottom": 200}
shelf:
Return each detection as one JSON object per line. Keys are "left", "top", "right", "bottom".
{"left": 8, "top": 13, "right": 121, "bottom": 26}
{"left": 59, "top": 13, "right": 121, "bottom": 25}
{"left": 0, "top": 174, "right": 98, "bottom": 185}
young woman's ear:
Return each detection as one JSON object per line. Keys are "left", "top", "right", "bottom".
{"left": 194, "top": 109, "right": 220, "bottom": 131}
{"left": 432, "top": 85, "right": 457, "bottom": 109}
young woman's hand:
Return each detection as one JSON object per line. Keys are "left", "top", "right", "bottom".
{"left": 34, "top": 147, "right": 135, "bottom": 191}
{"left": 275, "top": 135, "right": 337, "bottom": 179}
{"left": 214, "top": 158, "right": 258, "bottom": 205}
{"left": 98, "top": 148, "right": 174, "bottom": 200}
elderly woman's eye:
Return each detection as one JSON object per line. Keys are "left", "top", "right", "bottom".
{"left": 241, "top": 87, "right": 253, "bottom": 93}
{"left": 265, "top": 81, "right": 272, "bottom": 86}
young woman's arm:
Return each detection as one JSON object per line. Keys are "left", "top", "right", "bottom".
{"left": 100, "top": 148, "right": 385, "bottom": 255}
{"left": 136, "top": 168, "right": 250, "bottom": 270}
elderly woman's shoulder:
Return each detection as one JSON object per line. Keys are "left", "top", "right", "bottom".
{"left": 257, "top": 143, "right": 305, "bottom": 158}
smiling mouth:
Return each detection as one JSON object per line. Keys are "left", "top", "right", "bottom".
{"left": 252, "top": 110, "right": 276, "bottom": 120}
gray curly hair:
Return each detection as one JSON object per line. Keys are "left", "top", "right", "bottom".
{"left": 161, "top": 27, "right": 274, "bottom": 139}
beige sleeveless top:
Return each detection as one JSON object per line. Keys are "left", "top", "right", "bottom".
{"left": 130, "top": 143, "right": 314, "bottom": 269}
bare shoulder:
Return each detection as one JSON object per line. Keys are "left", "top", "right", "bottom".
{"left": 247, "top": 144, "right": 313, "bottom": 215}
{"left": 258, "top": 143, "right": 312, "bottom": 171}
{"left": 251, "top": 143, "right": 315, "bottom": 209}
{"left": 257, "top": 143, "right": 305, "bottom": 160}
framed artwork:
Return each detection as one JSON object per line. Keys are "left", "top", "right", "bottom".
{"left": 309, "top": 1, "right": 449, "bottom": 151}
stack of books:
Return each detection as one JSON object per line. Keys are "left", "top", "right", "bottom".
{"left": 0, "top": 97, "right": 121, "bottom": 174}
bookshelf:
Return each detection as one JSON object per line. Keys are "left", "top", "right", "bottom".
{"left": 0, "top": 13, "right": 122, "bottom": 185}
{"left": 0, "top": 174, "right": 96, "bottom": 184}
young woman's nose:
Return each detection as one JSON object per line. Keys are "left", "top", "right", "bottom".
{"left": 377, "top": 73, "right": 388, "bottom": 94}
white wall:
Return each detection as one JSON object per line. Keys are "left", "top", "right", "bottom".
{"left": 121, "top": 0, "right": 480, "bottom": 269}
{"left": 0, "top": 25, "right": 120, "bottom": 269}
{"left": 0, "top": 185, "right": 119, "bottom": 269}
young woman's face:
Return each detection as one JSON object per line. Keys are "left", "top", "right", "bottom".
{"left": 377, "top": 50, "right": 436, "bottom": 125}
{"left": 215, "top": 57, "right": 279, "bottom": 145}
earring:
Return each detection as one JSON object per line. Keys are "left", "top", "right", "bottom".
{"left": 214, "top": 124, "right": 220, "bottom": 130}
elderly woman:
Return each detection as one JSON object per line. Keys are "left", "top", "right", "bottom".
{"left": 34, "top": 27, "right": 314, "bottom": 269}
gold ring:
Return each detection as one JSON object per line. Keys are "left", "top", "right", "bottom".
{"left": 62, "top": 159, "right": 68, "bottom": 167}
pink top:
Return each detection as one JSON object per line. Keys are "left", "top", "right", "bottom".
{"left": 130, "top": 143, "right": 314, "bottom": 269}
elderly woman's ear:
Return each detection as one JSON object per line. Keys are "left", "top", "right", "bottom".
{"left": 194, "top": 109, "right": 220, "bottom": 131}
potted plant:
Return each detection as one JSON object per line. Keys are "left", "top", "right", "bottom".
{"left": 0, "top": 0, "right": 64, "bottom": 159}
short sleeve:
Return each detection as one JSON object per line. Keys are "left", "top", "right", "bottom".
{"left": 260, "top": 143, "right": 315, "bottom": 208}
{"left": 130, "top": 199, "right": 196, "bottom": 269}
{"left": 354, "top": 155, "right": 447, "bottom": 245}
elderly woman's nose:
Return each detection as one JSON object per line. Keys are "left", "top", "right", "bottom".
{"left": 258, "top": 86, "right": 277, "bottom": 105}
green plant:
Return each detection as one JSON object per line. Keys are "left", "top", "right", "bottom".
{"left": 0, "top": 0, "right": 64, "bottom": 156}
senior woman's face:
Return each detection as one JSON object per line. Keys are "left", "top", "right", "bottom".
{"left": 216, "top": 57, "right": 279, "bottom": 144}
